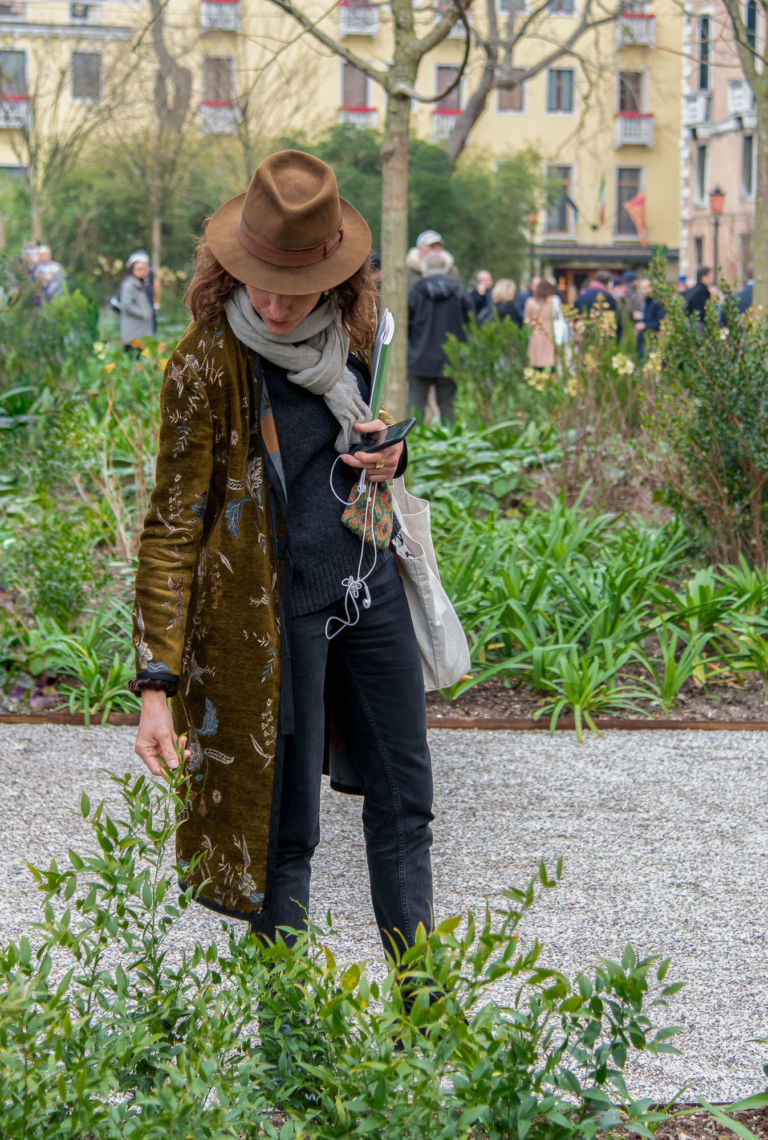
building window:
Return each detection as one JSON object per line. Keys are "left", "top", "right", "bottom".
{"left": 0, "top": 2, "right": 26, "bottom": 18}
{"left": 618, "top": 70, "right": 644, "bottom": 112}
{"left": 549, "top": 0, "right": 575, "bottom": 11}
{"left": 0, "top": 49, "right": 27, "bottom": 97}
{"left": 202, "top": 55, "right": 234, "bottom": 103}
{"left": 697, "top": 15, "right": 711, "bottom": 91}
{"left": 694, "top": 235, "right": 704, "bottom": 271}
{"left": 70, "top": 2, "right": 102, "bottom": 22}
{"left": 545, "top": 164, "right": 574, "bottom": 233}
{"left": 497, "top": 69, "right": 525, "bottom": 112}
{"left": 71, "top": 51, "right": 102, "bottom": 101}
{"left": 742, "top": 134, "right": 755, "bottom": 198}
{"left": 498, "top": 0, "right": 526, "bottom": 10}
{"left": 746, "top": 0, "right": 758, "bottom": 51}
{"left": 435, "top": 64, "right": 461, "bottom": 109}
{"left": 546, "top": 68, "right": 574, "bottom": 112}
{"left": 695, "top": 143, "right": 708, "bottom": 204}
{"left": 341, "top": 61, "right": 368, "bottom": 106}
{"left": 615, "top": 166, "right": 642, "bottom": 236}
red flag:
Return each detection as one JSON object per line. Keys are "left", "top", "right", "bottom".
{"left": 623, "top": 192, "right": 647, "bottom": 246}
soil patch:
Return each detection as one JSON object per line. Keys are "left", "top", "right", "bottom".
{"left": 426, "top": 671, "right": 768, "bottom": 725}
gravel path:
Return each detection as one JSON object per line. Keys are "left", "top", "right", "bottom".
{"left": 0, "top": 723, "right": 766, "bottom": 1102}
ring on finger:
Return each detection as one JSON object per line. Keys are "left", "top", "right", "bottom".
{"left": 375, "top": 460, "right": 385, "bottom": 468}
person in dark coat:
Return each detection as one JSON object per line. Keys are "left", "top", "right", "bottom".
{"left": 490, "top": 278, "right": 523, "bottom": 326}
{"left": 635, "top": 277, "right": 666, "bottom": 362}
{"left": 735, "top": 280, "right": 753, "bottom": 313}
{"left": 407, "top": 250, "right": 471, "bottom": 424}
{"left": 469, "top": 269, "right": 495, "bottom": 324}
{"left": 574, "top": 270, "right": 619, "bottom": 338}
{"left": 684, "top": 266, "right": 714, "bottom": 323}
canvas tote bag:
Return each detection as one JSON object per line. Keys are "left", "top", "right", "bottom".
{"left": 391, "top": 477, "right": 471, "bottom": 691}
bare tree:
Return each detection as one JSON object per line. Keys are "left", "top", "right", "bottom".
{"left": 0, "top": 37, "right": 132, "bottom": 241}
{"left": 261, "top": 0, "right": 472, "bottom": 416}
{"left": 719, "top": 0, "right": 768, "bottom": 306}
{"left": 443, "top": 0, "right": 625, "bottom": 171}
{"left": 114, "top": 0, "right": 196, "bottom": 270}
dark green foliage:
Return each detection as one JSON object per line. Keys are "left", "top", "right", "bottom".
{"left": 646, "top": 276, "right": 768, "bottom": 564}
{"left": 0, "top": 770, "right": 684, "bottom": 1137}
{"left": 444, "top": 313, "right": 533, "bottom": 426}
{"left": 0, "top": 258, "right": 97, "bottom": 391}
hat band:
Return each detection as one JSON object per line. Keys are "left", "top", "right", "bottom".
{"left": 237, "top": 216, "right": 344, "bottom": 268}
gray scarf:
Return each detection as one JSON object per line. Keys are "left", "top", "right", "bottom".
{"left": 224, "top": 287, "right": 370, "bottom": 453}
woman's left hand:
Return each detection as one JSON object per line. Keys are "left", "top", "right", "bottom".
{"left": 342, "top": 419, "right": 403, "bottom": 483}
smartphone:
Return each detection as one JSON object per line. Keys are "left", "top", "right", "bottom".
{"left": 354, "top": 417, "right": 417, "bottom": 454}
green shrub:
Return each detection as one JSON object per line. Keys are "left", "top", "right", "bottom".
{"left": 645, "top": 286, "right": 768, "bottom": 564}
{"left": 0, "top": 771, "right": 683, "bottom": 1138}
{"left": 0, "top": 257, "right": 97, "bottom": 393}
{"left": 445, "top": 314, "right": 533, "bottom": 427}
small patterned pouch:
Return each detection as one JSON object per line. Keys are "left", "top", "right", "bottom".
{"left": 341, "top": 479, "right": 394, "bottom": 549}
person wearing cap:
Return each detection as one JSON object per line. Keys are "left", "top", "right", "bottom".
{"left": 406, "top": 228, "right": 462, "bottom": 288}
{"left": 119, "top": 252, "right": 155, "bottom": 353}
{"left": 130, "top": 150, "right": 434, "bottom": 958}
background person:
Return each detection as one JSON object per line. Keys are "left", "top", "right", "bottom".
{"left": 634, "top": 277, "right": 666, "bottom": 362}
{"left": 130, "top": 150, "right": 434, "bottom": 959}
{"left": 524, "top": 278, "right": 557, "bottom": 372}
{"left": 119, "top": 252, "right": 155, "bottom": 353}
{"left": 685, "top": 266, "right": 714, "bottom": 323}
{"left": 407, "top": 248, "right": 471, "bottom": 424}
{"left": 491, "top": 278, "right": 522, "bottom": 326}
{"left": 470, "top": 269, "right": 495, "bottom": 324}
{"left": 406, "top": 229, "right": 462, "bottom": 288}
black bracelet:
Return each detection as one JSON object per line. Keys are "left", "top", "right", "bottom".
{"left": 127, "top": 678, "right": 179, "bottom": 697}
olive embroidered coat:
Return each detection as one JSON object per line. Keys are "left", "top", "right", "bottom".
{"left": 133, "top": 319, "right": 293, "bottom": 919}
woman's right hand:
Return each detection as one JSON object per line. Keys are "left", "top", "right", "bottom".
{"left": 135, "top": 689, "right": 185, "bottom": 777}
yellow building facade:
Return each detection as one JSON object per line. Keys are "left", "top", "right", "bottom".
{"left": 1, "top": 0, "right": 685, "bottom": 289}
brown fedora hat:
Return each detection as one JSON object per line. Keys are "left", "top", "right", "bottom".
{"left": 206, "top": 150, "right": 371, "bottom": 295}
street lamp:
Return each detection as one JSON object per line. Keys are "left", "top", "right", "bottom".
{"left": 527, "top": 207, "right": 538, "bottom": 281}
{"left": 709, "top": 185, "right": 725, "bottom": 283}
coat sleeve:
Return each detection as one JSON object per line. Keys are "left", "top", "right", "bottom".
{"left": 131, "top": 342, "right": 215, "bottom": 685}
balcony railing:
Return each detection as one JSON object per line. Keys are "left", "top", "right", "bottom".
{"left": 201, "top": 0, "right": 240, "bottom": 31}
{"left": 432, "top": 107, "right": 460, "bottom": 143}
{"left": 200, "top": 100, "right": 239, "bottom": 134}
{"left": 617, "top": 11, "right": 655, "bottom": 47}
{"left": 338, "top": 2, "right": 378, "bottom": 36}
{"left": 682, "top": 91, "right": 710, "bottom": 127}
{"left": 338, "top": 106, "right": 377, "bottom": 129}
{"left": 0, "top": 94, "right": 30, "bottom": 129}
{"left": 728, "top": 77, "right": 755, "bottom": 118}
{"left": 613, "top": 110, "right": 654, "bottom": 146}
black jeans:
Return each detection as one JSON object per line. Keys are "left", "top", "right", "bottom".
{"left": 250, "top": 558, "right": 434, "bottom": 957}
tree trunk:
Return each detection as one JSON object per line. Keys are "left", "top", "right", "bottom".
{"left": 379, "top": 90, "right": 411, "bottom": 420}
{"left": 151, "top": 213, "right": 162, "bottom": 274}
{"left": 754, "top": 90, "right": 768, "bottom": 310}
{"left": 30, "top": 192, "right": 43, "bottom": 243}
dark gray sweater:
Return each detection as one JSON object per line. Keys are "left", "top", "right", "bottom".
{"left": 264, "top": 356, "right": 397, "bottom": 618}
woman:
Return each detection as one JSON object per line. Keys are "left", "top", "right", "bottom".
{"left": 119, "top": 252, "right": 155, "bottom": 353}
{"left": 490, "top": 278, "right": 523, "bottom": 327}
{"left": 130, "top": 150, "right": 434, "bottom": 957}
{"left": 524, "top": 278, "right": 557, "bottom": 370}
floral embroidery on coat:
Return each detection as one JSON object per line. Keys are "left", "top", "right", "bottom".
{"left": 133, "top": 322, "right": 282, "bottom": 916}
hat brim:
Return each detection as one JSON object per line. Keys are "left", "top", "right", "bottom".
{"left": 206, "top": 193, "right": 372, "bottom": 295}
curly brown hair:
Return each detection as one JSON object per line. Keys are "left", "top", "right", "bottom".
{"left": 184, "top": 225, "right": 377, "bottom": 353}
